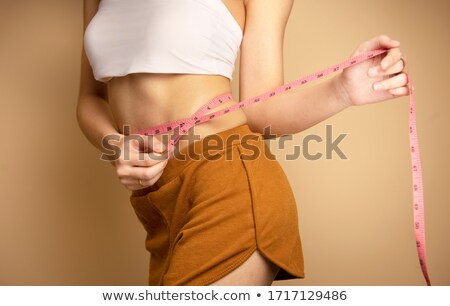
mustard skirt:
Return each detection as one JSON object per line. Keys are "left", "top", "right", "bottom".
{"left": 130, "top": 124, "right": 305, "bottom": 285}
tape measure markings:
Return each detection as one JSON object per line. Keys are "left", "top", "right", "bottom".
{"left": 132, "top": 49, "right": 431, "bottom": 285}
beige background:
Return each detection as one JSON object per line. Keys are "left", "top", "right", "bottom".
{"left": 0, "top": 0, "right": 448, "bottom": 285}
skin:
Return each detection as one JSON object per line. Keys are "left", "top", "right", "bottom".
{"left": 77, "top": 0, "right": 409, "bottom": 285}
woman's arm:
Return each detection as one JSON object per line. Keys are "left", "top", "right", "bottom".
{"left": 77, "top": 0, "right": 167, "bottom": 191}
{"left": 240, "top": 0, "right": 408, "bottom": 136}
{"left": 77, "top": 0, "right": 119, "bottom": 153}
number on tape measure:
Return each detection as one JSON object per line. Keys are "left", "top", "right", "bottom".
{"left": 132, "top": 49, "right": 431, "bottom": 285}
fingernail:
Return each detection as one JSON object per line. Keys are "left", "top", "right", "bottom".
{"left": 391, "top": 88, "right": 401, "bottom": 95}
{"left": 153, "top": 144, "right": 163, "bottom": 152}
{"left": 374, "top": 83, "right": 384, "bottom": 91}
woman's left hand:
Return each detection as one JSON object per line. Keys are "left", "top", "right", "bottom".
{"left": 338, "top": 35, "right": 409, "bottom": 107}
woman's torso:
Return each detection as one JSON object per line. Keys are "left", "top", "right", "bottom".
{"left": 94, "top": 0, "right": 247, "bottom": 149}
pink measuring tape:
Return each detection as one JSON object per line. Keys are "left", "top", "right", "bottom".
{"left": 133, "top": 49, "right": 431, "bottom": 285}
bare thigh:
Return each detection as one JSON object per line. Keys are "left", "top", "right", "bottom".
{"left": 209, "top": 250, "right": 280, "bottom": 286}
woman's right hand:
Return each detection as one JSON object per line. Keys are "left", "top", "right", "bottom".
{"left": 105, "top": 133, "right": 169, "bottom": 191}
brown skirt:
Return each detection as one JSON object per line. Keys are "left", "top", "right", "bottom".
{"left": 130, "top": 124, "right": 305, "bottom": 285}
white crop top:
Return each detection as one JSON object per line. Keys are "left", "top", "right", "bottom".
{"left": 84, "top": 0, "right": 243, "bottom": 83}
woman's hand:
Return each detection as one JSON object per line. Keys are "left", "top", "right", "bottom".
{"left": 106, "top": 133, "right": 168, "bottom": 191}
{"left": 338, "top": 35, "right": 409, "bottom": 107}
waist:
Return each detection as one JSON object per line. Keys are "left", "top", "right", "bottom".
{"left": 131, "top": 123, "right": 263, "bottom": 196}
{"left": 107, "top": 73, "right": 248, "bottom": 152}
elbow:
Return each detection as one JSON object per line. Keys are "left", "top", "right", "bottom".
{"left": 76, "top": 95, "right": 86, "bottom": 128}
{"left": 244, "top": 112, "right": 275, "bottom": 136}
{"left": 245, "top": 118, "right": 261, "bottom": 134}
{"left": 243, "top": 106, "right": 283, "bottom": 136}
{"left": 76, "top": 93, "right": 93, "bottom": 131}
{"left": 243, "top": 108, "right": 265, "bottom": 134}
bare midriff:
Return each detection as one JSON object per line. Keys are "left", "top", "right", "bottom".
{"left": 107, "top": 0, "right": 247, "bottom": 152}
{"left": 107, "top": 73, "right": 248, "bottom": 151}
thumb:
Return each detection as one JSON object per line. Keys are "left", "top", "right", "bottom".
{"left": 125, "top": 133, "right": 165, "bottom": 153}
{"left": 354, "top": 34, "right": 400, "bottom": 54}
{"left": 142, "top": 134, "right": 167, "bottom": 153}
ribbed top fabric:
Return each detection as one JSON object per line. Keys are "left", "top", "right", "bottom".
{"left": 84, "top": 0, "right": 243, "bottom": 83}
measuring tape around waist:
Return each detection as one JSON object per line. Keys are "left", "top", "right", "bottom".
{"left": 132, "top": 48, "right": 431, "bottom": 285}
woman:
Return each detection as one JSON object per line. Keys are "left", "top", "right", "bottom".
{"left": 78, "top": 0, "right": 408, "bottom": 285}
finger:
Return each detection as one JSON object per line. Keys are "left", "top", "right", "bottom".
{"left": 140, "top": 134, "right": 167, "bottom": 153}
{"left": 380, "top": 47, "right": 402, "bottom": 70}
{"left": 134, "top": 151, "right": 168, "bottom": 166}
{"left": 115, "top": 155, "right": 167, "bottom": 179}
{"left": 117, "top": 144, "right": 168, "bottom": 166}
{"left": 116, "top": 151, "right": 167, "bottom": 168}
{"left": 120, "top": 166, "right": 164, "bottom": 190}
{"left": 373, "top": 72, "right": 408, "bottom": 91}
{"left": 125, "top": 133, "right": 167, "bottom": 154}
{"left": 357, "top": 34, "right": 400, "bottom": 53}
{"left": 119, "top": 177, "right": 141, "bottom": 191}
{"left": 134, "top": 159, "right": 168, "bottom": 181}
{"left": 368, "top": 58, "right": 404, "bottom": 77}
{"left": 127, "top": 181, "right": 147, "bottom": 191}
{"left": 388, "top": 86, "right": 409, "bottom": 96}
{"left": 139, "top": 168, "right": 165, "bottom": 187}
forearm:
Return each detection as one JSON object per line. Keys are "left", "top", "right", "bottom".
{"left": 247, "top": 74, "right": 352, "bottom": 136}
{"left": 76, "top": 94, "right": 120, "bottom": 154}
